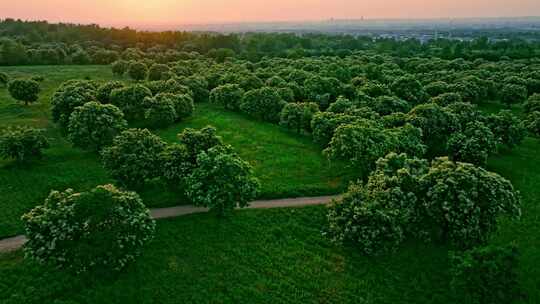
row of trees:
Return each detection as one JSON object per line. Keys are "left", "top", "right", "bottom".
{"left": 3, "top": 19, "right": 540, "bottom": 66}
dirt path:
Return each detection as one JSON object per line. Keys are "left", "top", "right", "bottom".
{"left": 0, "top": 195, "right": 340, "bottom": 253}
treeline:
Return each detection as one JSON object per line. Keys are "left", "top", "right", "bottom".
{"left": 1, "top": 19, "right": 540, "bottom": 66}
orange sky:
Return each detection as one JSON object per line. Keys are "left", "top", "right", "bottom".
{"left": 1, "top": 0, "right": 540, "bottom": 26}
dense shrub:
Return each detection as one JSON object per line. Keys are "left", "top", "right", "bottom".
{"left": 241, "top": 87, "right": 286, "bottom": 123}
{"left": 311, "top": 112, "right": 360, "bottom": 146}
{"left": 407, "top": 103, "right": 458, "bottom": 153}
{"left": 524, "top": 93, "right": 540, "bottom": 114}
{"left": 0, "top": 72, "right": 9, "bottom": 86}
{"left": 431, "top": 92, "right": 463, "bottom": 107}
{"left": 390, "top": 75, "right": 427, "bottom": 105}
{"left": 67, "top": 101, "right": 127, "bottom": 151}
{"left": 0, "top": 126, "right": 49, "bottom": 162}
{"left": 279, "top": 102, "right": 320, "bottom": 133}
{"left": 485, "top": 110, "right": 526, "bottom": 149}
{"left": 177, "top": 126, "right": 223, "bottom": 161}
{"left": 425, "top": 81, "right": 450, "bottom": 97}
{"left": 51, "top": 80, "right": 97, "bottom": 132}
{"left": 422, "top": 158, "right": 521, "bottom": 248}
{"left": 328, "top": 153, "right": 521, "bottom": 254}
{"left": 22, "top": 184, "right": 155, "bottom": 273}
{"left": 177, "top": 75, "right": 209, "bottom": 102}
{"left": 155, "top": 93, "right": 194, "bottom": 120}
{"left": 148, "top": 63, "right": 170, "bottom": 81}
{"left": 446, "top": 102, "right": 481, "bottom": 130}
{"left": 127, "top": 61, "right": 148, "bottom": 81}
{"left": 7, "top": 78, "right": 40, "bottom": 105}
{"left": 500, "top": 83, "right": 528, "bottom": 107}
{"left": 447, "top": 121, "right": 497, "bottom": 166}
{"left": 304, "top": 75, "right": 341, "bottom": 109}
{"left": 525, "top": 111, "right": 540, "bottom": 137}
{"left": 143, "top": 96, "right": 177, "bottom": 128}
{"left": 96, "top": 81, "right": 124, "bottom": 103}
{"left": 326, "top": 184, "right": 405, "bottom": 255}
{"left": 387, "top": 123, "right": 426, "bottom": 158}
{"left": 146, "top": 79, "right": 193, "bottom": 96}
{"left": 186, "top": 145, "right": 260, "bottom": 216}
{"left": 209, "top": 84, "right": 245, "bottom": 110}
{"left": 101, "top": 128, "right": 167, "bottom": 188}
{"left": 327, "top": 96, "right": 360, "bottom": 114}
{"left": 324, "top": 121, "right": 391, "bottom": 171}
{"left": 159, "top": 143, "right": 193, "bottom": 186}
{"left": 359, "top": 82, "right": 391, "bottom": 98}
{"left": 110, "top": 84, "right": 152, "bottom": 121}
{"left": 450, "top": 245, "right": 522, "bottom": 304}
{"left": 370, "top": 95, "right": 411, "bottom": 115}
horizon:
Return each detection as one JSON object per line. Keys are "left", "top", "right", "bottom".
{"left": 1, "top": 0, "right": 540, "bottom": 30}
{"left": 3, "top": 15, "right": 540, "bottom": 32}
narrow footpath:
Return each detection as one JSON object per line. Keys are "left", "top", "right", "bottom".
{"left": 0, "top": 195, "right": 340, "bottom": 253}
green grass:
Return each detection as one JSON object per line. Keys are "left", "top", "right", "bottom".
{"left": 0, "top": 65, "right": 354, "bottom": 238}
{"left": 0, "top": 206, "right": 454, "bottom": 304}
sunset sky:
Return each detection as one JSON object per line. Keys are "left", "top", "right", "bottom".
{"left": 1, "top": 0, "right": 540, "bottom": 27}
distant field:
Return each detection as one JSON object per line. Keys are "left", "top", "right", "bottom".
{"left": 0, "top": 65, "right": 354, "bottom": 238}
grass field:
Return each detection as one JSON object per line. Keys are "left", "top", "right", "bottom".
{"left": 0, "top": 66, "right": 538, "bottom": 303}
{"left": 0, "top": 65, "right": 354, "bottom": 238}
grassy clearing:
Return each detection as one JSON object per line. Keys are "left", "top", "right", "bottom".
{"left": 0, "top": 65, "right": 354, "bottom": 238}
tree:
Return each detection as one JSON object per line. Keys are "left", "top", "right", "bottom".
{"left": 0, "top": 72, "right": 9, "bottom": 86}
{"left": 22, "top": 184, "right": 155, "bottom": 273}
{"left": 148, "top": 63, "right": 170, "bottom": 81}
{"left": 7, "top": 79, "right": 40, "bottom": 105}
{"left": 177, "top": 75, "right": 209, "bottom": 103}
{"left": 67, "top": 101, "right": 127, "bottom": 151}
{"left": 101, "top": 128, "right": 167, "bottom": 188}
{"left": 177, "top": 126, "right": 223, "bottom": 162}
{"left": 447, "top": 121, "right": 497, "bottom": 166}
{"left": 159, "top": 143, "right": 194, "bottom": 186}
{"left": 524, "top": 93, "right": 540, "bottom": 114}
{"left": 500, "top": 83, "right": 527, "bottom": 107}
{"left": 390, "top": 75, "right": 427, "bottom": 105}
{"left": 369, "top": 95, "right": 411, "bottom": 115}
{"left": 210, "top": 84, "right": 245, "bottom": 111}
{"left": 207, "top": 48, "right": 235, "bottom": 63}
{"left": 51, "top": 80, "right": 97, "bottom": 133}
{"left": 422, "top": 158, "right": 521, "bottom": 249}
{"left": 186, "top": 145, "right": 260, "bottom": 216}
{"left": 0, "top": 126, "right": 49, "bottom": 162}
{"left": 110, "top": 84, "right": 152, "bottom": 121}
{"left": 327, "top": 96, "right": 360, "bottom": 114}
{"left": 430, "top": 92, "right": 463, "bottom": 107}
{"left": 127, "top": 61, "right": 148, "bottom": 81}
{"left": 359, "top": 82, "right": 391, "bottom": 98}
{"left": 407, "top": 103, "right": 459, "bottom": 154}
{"left": 241, "top": 87, "right": 286, "bottom": 123}
{"left": 111, "top": 60, "right": 129, "bottom": 76}
{"left": 96, "top": 81, "right": 124, "bottom": 103}
{"left": 311, "top": 112, "right": 360, "bottom": 146}
{"left": 425, "top": 81, "right": 450, "bottom": 97}
{"left": 304, "top": 75, "right": 341, "bottom": 109}
{"left": 324, "top": 121, "right": 391, "bottom": 171}
{"left": 485, "top": 110, "right": 526, "bottom": 149}
{"left": 525, "top": 111, "right": 540, "bottom": 137}
{"left": 279, "top": 102, "right": 319, "bottom": 133}
{"left": 155, "top": 93, "right": 194, "bottom": 120}
{"left": 327, "top": 153, "right": 429, "bottom": 255}
{"left": 143, "top": 96, "right": 177, "bottom": 129}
